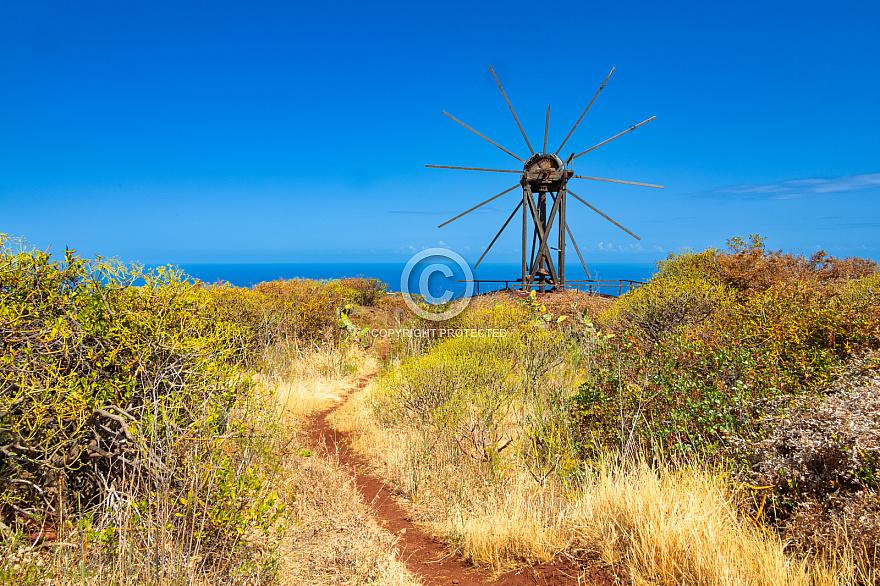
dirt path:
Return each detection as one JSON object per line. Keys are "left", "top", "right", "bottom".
{"left": 308, "top": 375, "right": 618, "bottom": 586}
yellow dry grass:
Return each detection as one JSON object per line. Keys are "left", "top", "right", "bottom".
{"left": 273, "top": 448, "right": 420, "bottom": 586}
{"left": 261, "top": 342, "right": 377, "bottom": 418}
{"left": 266, "top": 344, "right": 419, "bottom": 586}
{"left": 571, "top": 462, "right": 831, "bottom": 586}
{"left": 332, "top": 380, "right": 860, "bottom": 585}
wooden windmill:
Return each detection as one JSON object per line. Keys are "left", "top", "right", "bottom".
{"left": 427, "top": 66, "right": 663, "bottom": 292}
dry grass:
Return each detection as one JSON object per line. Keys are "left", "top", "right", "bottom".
{"left": 331, "top": 386, "right": 564, "bottom": 573}
{"left": 261, "top": 341, "right": 374, "bottom": 415}
{"left": 264, "top": 344, "right": 419, "bottom": 586}
{"left": 263, "top": 343, "right": 366, "bottom": 418}
{"left": 332, "top": 379, "right": 863, "bottom": 585}
{"left": 2, "top": 344, "right": 416, "bottom": 586}
{"left": 273, "top": 444, "right": 420, "bottom": 586}
{"left": 571, "top": 462, "right": 834, "bottom": 586}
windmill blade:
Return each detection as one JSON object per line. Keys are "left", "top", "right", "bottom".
{"left": 543, "top": 104, "right": 550, "bottom": 154}
{"left": 474, "top": 200, "right": 524, "bottom": 269}
{"left": 425, "top": 164, "right": 521, "bottom": 174}
{"left": 443, "top": 111, "right": 524, "bottom": 163}
{"left": 565, "top": 221, "right": 591, "bottom": 279}
{"left": 568, "top": 189, "right": 641, "bottom": 241}
{"left": 488, "top": 66, "right": 534, "bottom": 155}
{"left": 438, "top": 185, "right": 519, "bottom": 228}
{"left": 573, "top": 175, "right": 664, "bottom": 189}
{"left": 571, "top": 116, "right": 656, "bottom": 160}
{"left": 556, "top": 67, "right": 615, "bottom": 155}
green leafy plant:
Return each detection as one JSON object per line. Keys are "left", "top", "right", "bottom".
{"left": 0, "top": 235, "right": 300, "bottom": 583}
{"left": 338, "top": 304, "right": 372, "bottom": 348}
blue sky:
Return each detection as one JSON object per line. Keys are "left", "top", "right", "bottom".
{"left": 1, "top": 0, "right": 878, "bottom": 266}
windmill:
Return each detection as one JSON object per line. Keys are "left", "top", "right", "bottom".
{"left": 427, "top": 66, "right": 663, "bottom": 292}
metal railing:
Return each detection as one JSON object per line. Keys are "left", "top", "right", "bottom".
{"left": 458, "top": 279, "right": 646, "bottom": 297}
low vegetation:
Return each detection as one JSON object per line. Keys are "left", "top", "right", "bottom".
{"left": 337, "top": 235, "right": 879, "bottom": 584}
{"left": 0, "top": 234, "right": 407, "bottom": 585}
{"left": 3, "top": 231, "right": 878, "bottom": 585}
{"left": 586, "top": 236, "right": 879, "bottom": 574}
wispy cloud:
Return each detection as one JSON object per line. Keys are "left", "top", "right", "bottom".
{"left": 827, "top": 221, "right": 880, "bottom": 229}
{"left": 597, "top": 241, "right": 645, "bottom": 253}
{"left": 694, "top": 172, "right": 880, "bottom": 200}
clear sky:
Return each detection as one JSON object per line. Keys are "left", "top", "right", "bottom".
{"left": 2, "top": 1, "right": 878, "bottom": 266}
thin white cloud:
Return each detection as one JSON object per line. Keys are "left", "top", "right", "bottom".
{"left": 697, "top": 172, "right": 880, "bottom": 200}
{"left": 617, "top": 243, "right": 644, "bottom": 253}
{"left": 596, "top": 241, "right": 644, "bottom": 254}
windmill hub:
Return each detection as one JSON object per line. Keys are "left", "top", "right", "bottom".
{"left": 523, "top": 153, "right": 571, "bottom": 192}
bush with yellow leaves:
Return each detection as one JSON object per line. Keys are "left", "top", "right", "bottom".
{"left": 0, "top": 236, "right": 297, "bottom": 584}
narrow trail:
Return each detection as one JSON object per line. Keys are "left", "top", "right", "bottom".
{"left": 308, "top": 374, "right": 618, "bottom": 586}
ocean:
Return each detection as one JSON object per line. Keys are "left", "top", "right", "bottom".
{"left": 173, "top": 262, "right": 657, "bottom": 298}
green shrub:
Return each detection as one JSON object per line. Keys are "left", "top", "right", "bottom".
{"left": 373, "top": 313, "right": 581, "bottom": 482}
{"left": 338, "top": 276, "right": 388, "bottom": 307}
{"left": 575, "top": 238, "right": 879, "bottom": 462}
{"left": 570, "top": 237, "right": 880, "bottom": 573}
{"left": 836, "top": 272, "right": 880, "bottom": 348}
{"left": 376, "top": 335, "right": 519, "bottom": 433}
{"left": 0, "top": 236, "right": 283, "bottom": 582}
{"left": 251, "top": 278, "right": 351, "bottom": 344}
{"left": 604, "top": 272, "right": 732, "bottom": 342}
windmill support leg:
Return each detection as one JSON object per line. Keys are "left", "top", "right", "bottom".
{"left": 521, "top": 183, "right": 528, "bottom": 292}
{"left": 557, "top": 188, "right": 566, "bottom": 290}
{"left": 539, "top": 192, "right": 547, "bottom": 293}
{"left": 525, "top": 189, "right": 560, "bottom": 290}
{"left": 544, "top": 189, "right": 569, "bottom": 292}
{"left": 529, "top": 223, "right": 538, "bottom": 278}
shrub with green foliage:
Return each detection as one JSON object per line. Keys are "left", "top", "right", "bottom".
{"left": 601, "top": 249, "right": 732, "bottom": 342}
{"left": 203, "top": 275, "right": 382, "bottom": 354}
{"left": 571, "top": 236, "right": 880, "bottom": 575}
{"left": 373, "top": 296, "right": 584, "bottom": 484}
{"left": 338, "top": 276, "right": 387, "bottom": 307}
{"left": 375, "top": 335, "right": 521, "bottom": 457}
{"left": 576, "top": 237, "right": 879, "bottom": 458}
{"left": 0, "top": 236, "right": 286, "bottom": 583}
{"left": 250, "top": 278, "right": 352, "bottom": 344}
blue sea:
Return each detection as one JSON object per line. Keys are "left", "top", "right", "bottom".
{"left": 173, "top": 262, "right": 657, "bottom": 299}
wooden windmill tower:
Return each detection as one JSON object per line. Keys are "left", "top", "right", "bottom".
{"left": 427, "top": 67, "right": 663, "bottom": 292}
